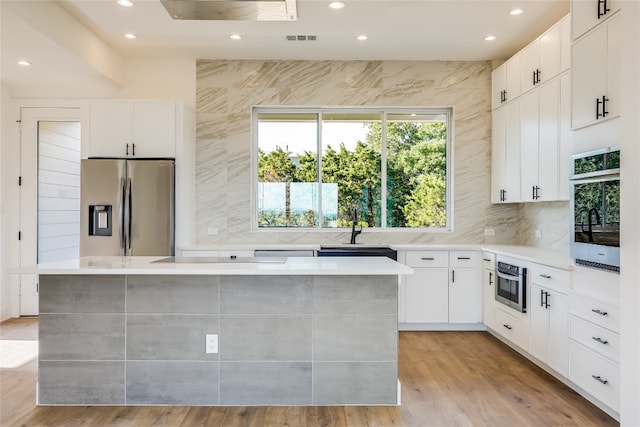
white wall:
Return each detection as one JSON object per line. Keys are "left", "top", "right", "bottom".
{"left": 620, "top": 1, "right": 640, "bottom": 424}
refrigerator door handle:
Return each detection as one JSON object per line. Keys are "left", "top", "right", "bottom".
{"left": 124, "top": 177, "right": 132, "bottom": 253}
{"left": 120, "top": 177, "right": 126, "bottom": 253}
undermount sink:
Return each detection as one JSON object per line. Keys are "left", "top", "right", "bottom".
{"left": 317, "top": 246, "right": 397, "bottom": 260}
{"left": 152, "top": 256, "right": 286, "bottom": 264}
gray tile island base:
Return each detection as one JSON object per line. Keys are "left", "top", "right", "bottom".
{"left": 38, "top": 274, "right": 399, "bottom": 406}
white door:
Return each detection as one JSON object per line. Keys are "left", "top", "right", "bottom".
{"left": 20, "top": 108, "right": 82, "bottom": 316}
{"left": 404, "top": 268, "right": 449, "bottom": 323}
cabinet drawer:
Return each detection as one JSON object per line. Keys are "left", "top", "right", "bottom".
{"left": 178, "top": 250, "right": 219, "bottom": 257}
{"left": 529, "top": 264, "right": 570, "bottom": 293}
{"left": 218, "top": 250, "right": 255, "bottom": 258}
{"left": 570, "top": 315, "right": 620, "bottom": 362}
{"left": 482, "top": 252, "right": 496, "bottom": 268}
{"left": 569, "top": 340, "right": 619, "bottom": 411}
{"left": 494, "top": 307, "right": 529, "bottom": 350}
{"left": 449, "top": 251, "right": 481, "bottom": 268}
{"left": 405, "top": 251, "right": 448, "bottom": 268}
{"left": 571, "top": 292, "right": 620, "bottom": 333}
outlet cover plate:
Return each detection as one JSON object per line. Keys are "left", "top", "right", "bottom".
{"left": 205, "top": 334, "right": 218, "bottom": 354}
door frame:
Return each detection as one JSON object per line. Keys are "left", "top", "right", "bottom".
{"left": 15, "top": 105, "right": 86, "bottom": 316}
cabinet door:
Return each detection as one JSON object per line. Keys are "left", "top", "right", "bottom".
{"left": 529, "top": 284, "right": 550, "bottom": 363}
{"left": 89, "top": 101, "right": 133, "bottom": 157}
{"left": 482, "top": 267, "right": 496, "bottom": 329}
{"left": 405, "top": 268, "right": 449, "bottom": 323}
{"left": 132, "top": 101, "right": 176, "bottom": 157}
{"left": 571, "top": 24, "right": 607, "bottom": 130}
{"left": 492, "top": 63, "right": 507, "bottom": 110}
{"left": 571, "top": 0, "right": 620, "bottom": 41}
{"left": 605, "top": 13, "right": 621, "bottom": 120}
{"left": 539, "top": 24, "right": 560, "bottom": 84}
{"left": 560, "top": 15, "right": 571, "bottom": 73}
{"left": 520, "top": 40, "right": 540, "bottom": 94}
{"left": 449, "top": 268, "right": 482, "bottom": 323}
{"left": 505, "top": 52, "right": 522, "bottom": 102}
{"left": 504, "top": 100, "right": 521, "bottom": 202}
{"left": 537, "top": 79, "right": 560, "bottom": 201}
{"left": 491, "top": 107, "right": 507, "bottom": 203}
{"left": 547, "top": 290, "right": 568, "bottom": 375}
{"left": 558, "top": 74, "right": 572, "bottom": 201}
{"left": 520, "top": 89, "right": 539, "bottom": 201}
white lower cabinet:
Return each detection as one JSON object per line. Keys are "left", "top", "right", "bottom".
{"left": 494, "top": 306, "right": 529, "bottom": 350}
{"left": 482, "top": 253, "right": 496, "bottom": 330}
{"left": 569, "top": 340, "right": 619, "bottom": 411}
{"left": 405, "top": 268, "right": 449, "bottom": 323}
{"left": 401, "top": 250, "right": 481, "bottom": 326}
{"left": 449, "top": 266, "right": 482, "bottom": 323}
{"left": 530, "top": 285, "right": 569, "bottom": 375}
{"left": 568, "top": 289, "right": 620, "bottom": 413}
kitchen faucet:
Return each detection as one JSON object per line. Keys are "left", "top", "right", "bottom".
{"left": 350, "top": 208, "right": 363, "bottom": 244}
{"left": 581, "top": 208, "right": 601, "bottom": 242}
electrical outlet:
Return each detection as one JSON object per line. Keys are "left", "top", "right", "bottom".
{"left": 207, "top": 228, "right": 218, "bottom": 235}
{"left": 484, "top": 228, "right": 495, "bottom": 236}
{"left": 535, "top": 229, "right": 542, "bottom": 238}
{"left": 205, "top": 334, "right": 218, "bottom": 354}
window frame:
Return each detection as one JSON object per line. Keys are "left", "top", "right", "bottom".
{"left": 251, "top": 106, "right": 454, "bottom": 232}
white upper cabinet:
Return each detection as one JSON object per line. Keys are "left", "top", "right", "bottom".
{"left": 492, "top": 53, "right": 521, "bottom": 110}
{"left": 521, "top": 23, "right": 560, "bottom": 94}
{"left": 560, "top": 15, "right": 571, "bottom": 73}
{"left": 520, "top": 79, "right": 561, "bottom": 202}
{"left": 89, "top": 100, "right": 176, "bottom": 158}
{"left": 571, "top": 0, "right": 620, "bottom": 41}
{"left": 571, "top": 12, "right": 620, "bottom": 130}
{"left": 492, "top": 100, "right": 521, "bottom": 203}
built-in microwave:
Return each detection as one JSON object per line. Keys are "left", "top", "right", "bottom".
{"left": 570, "top": 147, "right": 620, "bottom": 272}
{"left": 495, "top": 261, "right": 527, "bottom": 313}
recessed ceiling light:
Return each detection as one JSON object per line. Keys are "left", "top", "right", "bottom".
{"left": 484, "top": 35, "right": 496, "bottom": 41}
{"left": 510, "top": 8, "right": 524, "bottom": 15}
{"left": 17, "top": 60, "right": 31, "bottom": 66}
{"left": 118, "top": 0, "right": 134, "bottom": 6}
{"left": 356, "top": 35, "right": 368, "bottom": 41}
{"left": 329, "top": 1, "right": 345, "bottom": 9}
{"left": 124, "top": 33, "right": 137, "bottom": 39}
{"left": 230, "top": 34, "right": 242, "bottom": 40}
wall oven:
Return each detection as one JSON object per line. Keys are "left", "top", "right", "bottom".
{"left": 570, "top": 147, "right": 620, "bottom": 272}
{"left": 495, "top": 261, "right": 527, "bottom": 313}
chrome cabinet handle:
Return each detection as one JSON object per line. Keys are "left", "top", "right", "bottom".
{"left": 539, "top": 274, "right": 552, "bottom": 279}
{"left": 592, "top": 375, "right": 608, "bottom": 385}
{"left": 592, "top": 336, "right": 609, "bottom": 345}
{"left": 592, "top": 309, "right": 608, "bottom": 316}
{"left": 503, "top": 324, "right": 512, "bottom": 330}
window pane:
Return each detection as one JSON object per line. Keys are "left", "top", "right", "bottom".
{"left": 386, "top": 113, "right": 447, "bottom": 228}
{"left": 257, "top": 113, "right": 319, "bottom": 227}
{"left": 321, "top": 112, "right": 382, "bottom": 228}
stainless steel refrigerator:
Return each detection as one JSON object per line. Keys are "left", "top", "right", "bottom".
{"left": 80, "top": 159, "right": 175, "bottom": 256}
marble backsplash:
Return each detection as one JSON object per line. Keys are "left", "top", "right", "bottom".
{"left": 516, "top": 201, "right": 570, "bottom": 253}
{"left": 195, "top": 59, "right": 518, "bottom": 245}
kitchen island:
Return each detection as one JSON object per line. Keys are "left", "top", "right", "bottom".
{"left": 33, "top": 256, "right": 411, "bottom": 406}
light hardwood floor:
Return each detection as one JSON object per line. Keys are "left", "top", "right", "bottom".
{"left": 0, "top": 318, "right": 617, "bottom": 427}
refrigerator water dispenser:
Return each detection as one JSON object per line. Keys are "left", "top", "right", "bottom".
{"left": 89, "top": 205, "right": 112, "bottom": 236}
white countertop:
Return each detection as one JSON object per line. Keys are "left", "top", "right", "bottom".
{"left": 27, "top": 256, "right": 413, "bottom": 276}
{"left": 179, "top": 243, "right": 574, "bottom": 270}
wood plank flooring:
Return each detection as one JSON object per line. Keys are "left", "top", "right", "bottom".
{"left": 0, "top": 318, "right": 617, "bottom": 427}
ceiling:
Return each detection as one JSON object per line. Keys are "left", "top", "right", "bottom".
{"left": 1, "top": 0, "right": 570, "bottom": 90}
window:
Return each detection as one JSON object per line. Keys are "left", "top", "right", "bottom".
{"left": 254, "top": 107, "right": 452, "bottom": 230}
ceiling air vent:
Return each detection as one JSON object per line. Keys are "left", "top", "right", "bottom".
{"left": 161, "top": 0, "right": 297, "bottom": 21}
{"left": 286, "top": 35, "right": 317, "bottom": 41}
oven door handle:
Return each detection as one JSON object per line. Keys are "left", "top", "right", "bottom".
{"left": 496, "top": 271, "right": 520, "bottom": 282}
